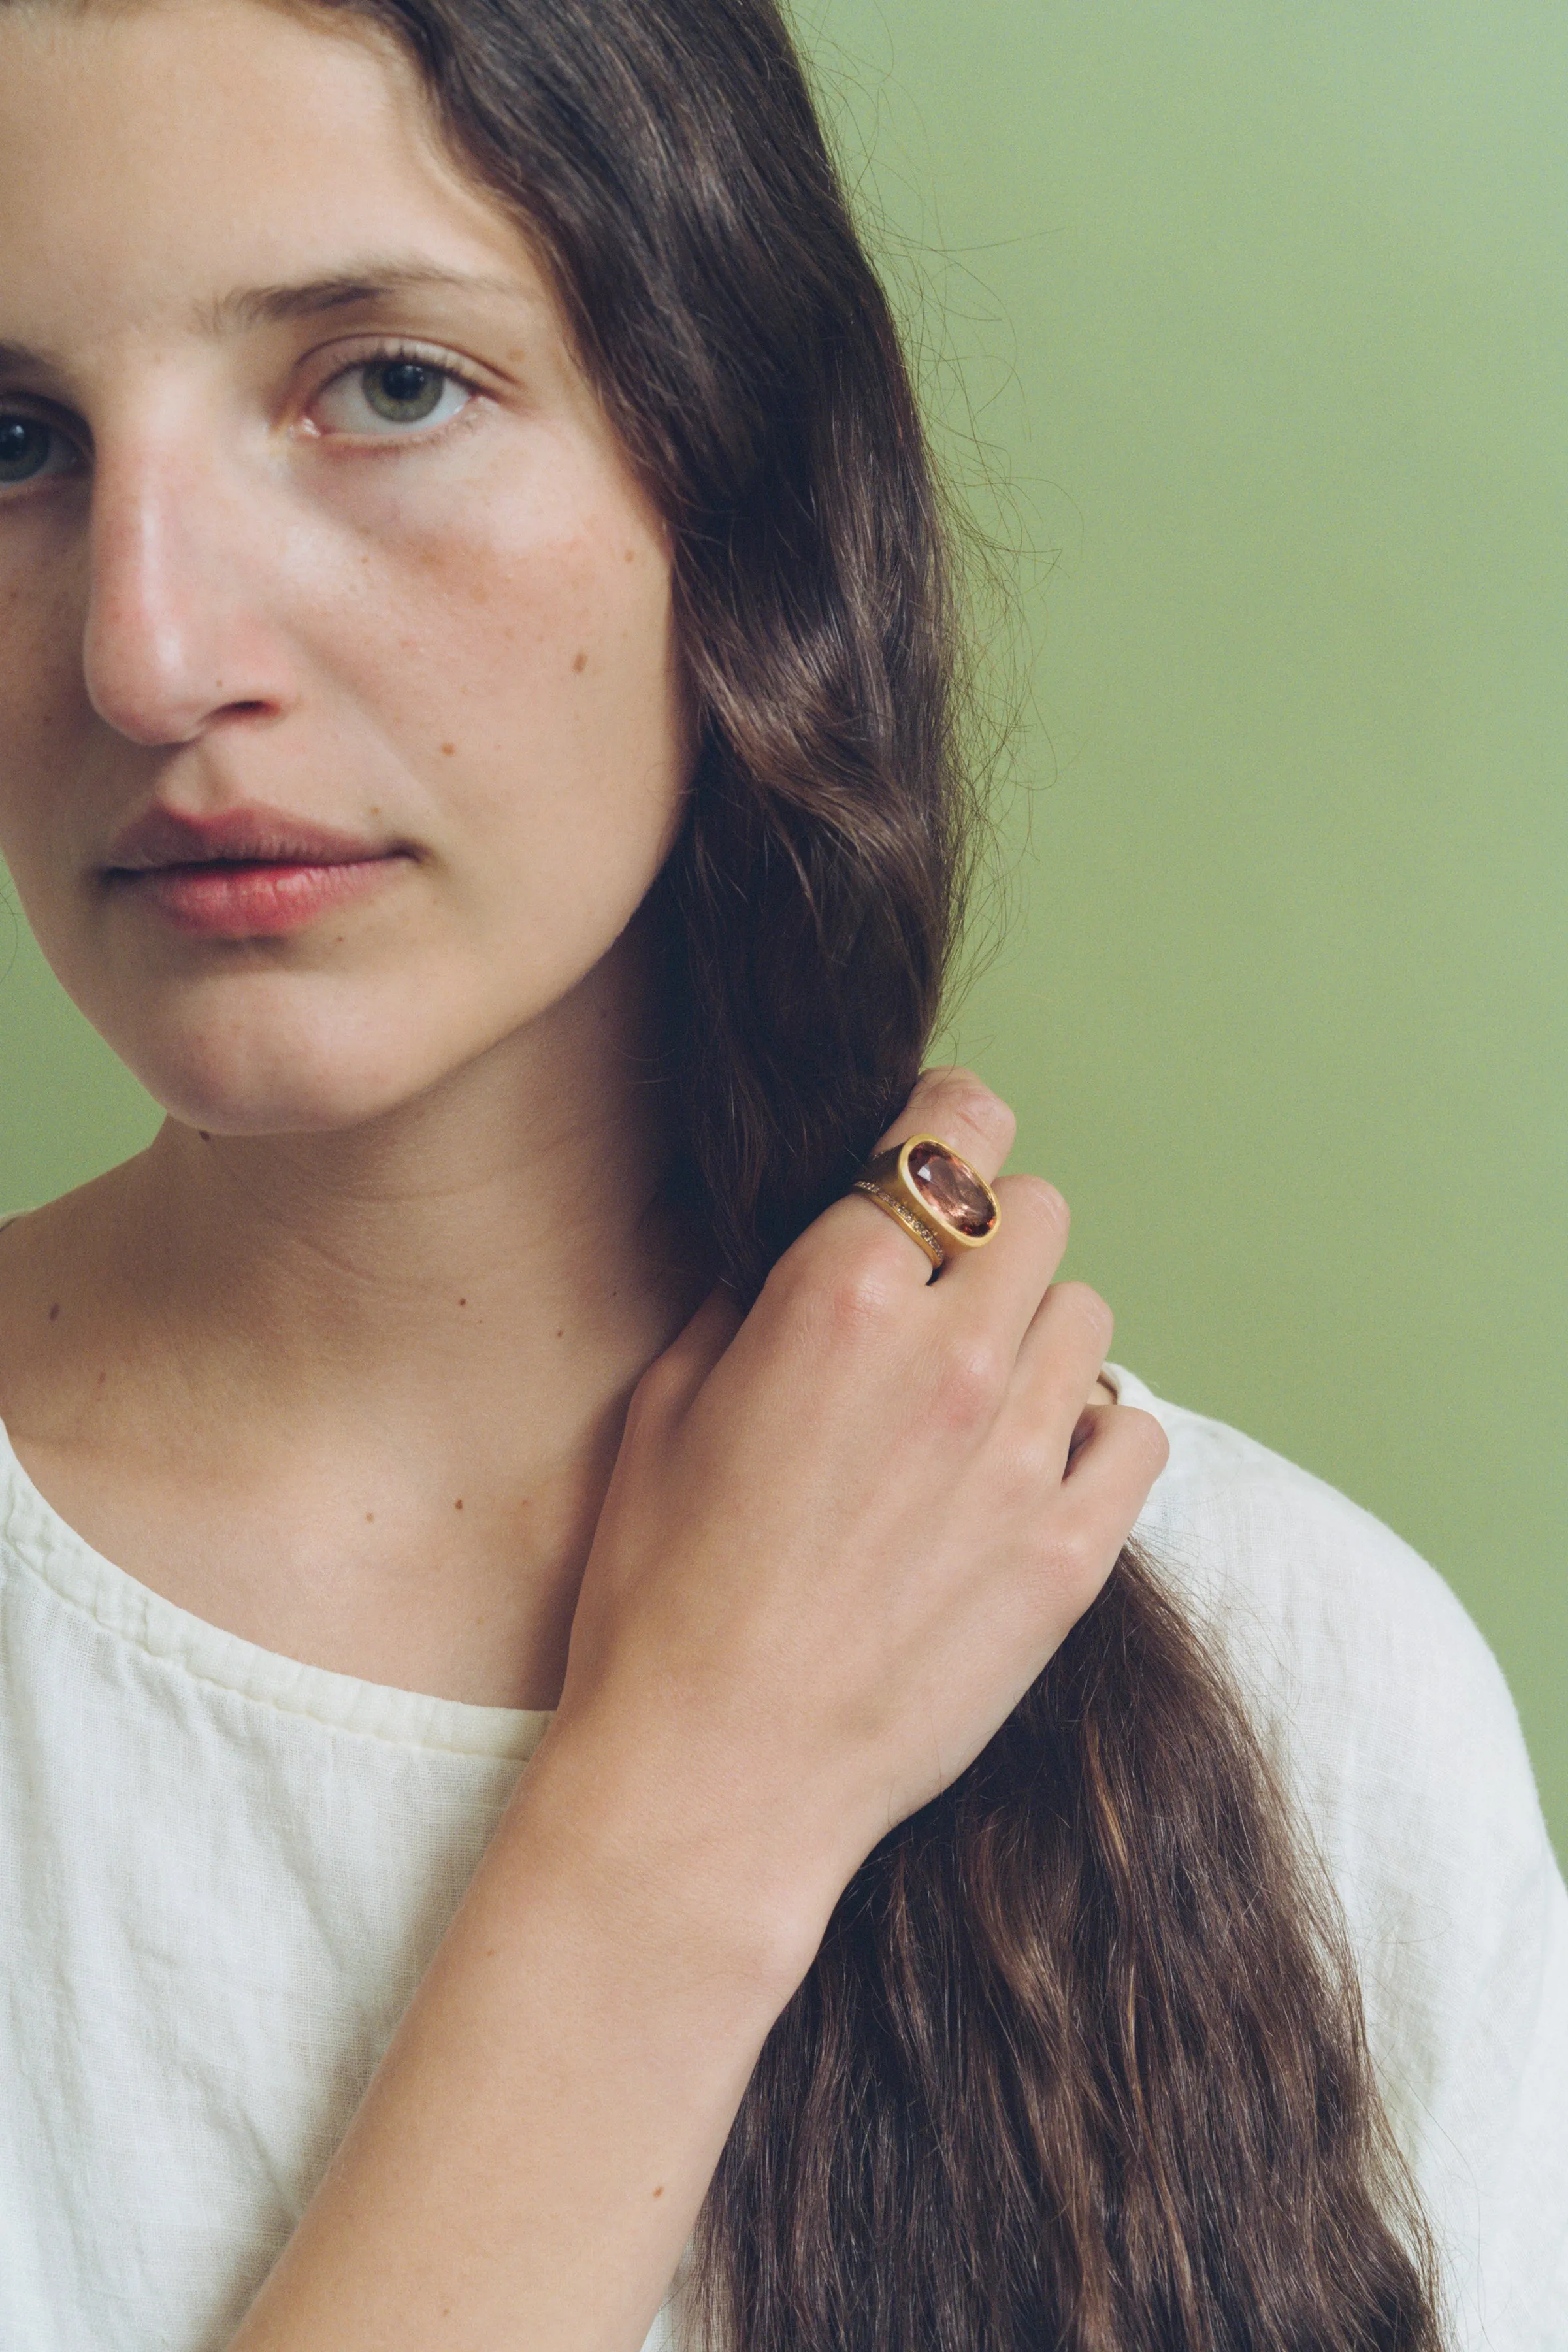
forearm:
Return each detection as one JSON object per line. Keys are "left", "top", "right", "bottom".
{"left": 229, "top": 1728, "right": 809, "bottom": 2352}
{"left": 225, "top": 1078, "right": 1156, "bottom": 2351}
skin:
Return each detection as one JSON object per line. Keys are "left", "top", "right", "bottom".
{"left": 0, "top": 3, "right": 1164, "bottom": 2345}
{"left": 0, "top": 0, "right": 700, "bottom": 1706}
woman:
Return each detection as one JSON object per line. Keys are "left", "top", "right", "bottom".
{"left": 0, "top": 0, "right": 1561, "bottom": 2346}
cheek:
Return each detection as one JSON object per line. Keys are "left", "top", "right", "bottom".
{"left": 0, "top": 558, "right": 94, "bottom": 876}
{"left": 329, "top": 466, "right": 688, "bottom": 932}
{"left": 0, "top": 437, "right": 691, "bottom": 1130}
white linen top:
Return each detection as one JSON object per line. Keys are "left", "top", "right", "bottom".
{"left": 0, "top": 1358, "right": 1563, "bottom": 2351}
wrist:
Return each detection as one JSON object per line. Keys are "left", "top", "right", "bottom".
{"left": 502, "top": 1710, "right": 839, "bottom": 2018}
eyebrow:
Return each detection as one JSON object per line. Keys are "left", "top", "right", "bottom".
{"left": 0, "top": 259, "right": 531, "bottom": 380}
{"left": 192, "top": 258, "right": 531, "bottom": 336}
{"left": 0, "top": 340, "right": 65, "bottom": 379}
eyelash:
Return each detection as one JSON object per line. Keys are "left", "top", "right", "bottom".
{"left": 304, "top": 340, "right": 490, "bottom": 447}
{"left": 0, "top": 339, "right": 491, "bottom": 495}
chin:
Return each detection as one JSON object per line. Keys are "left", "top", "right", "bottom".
{"left": 84, "top": 983, "right": 491, "bottom": 1139}
{"left": 133, "top": 1054, "right": 442, "bottom": 1139}
{"left": 48, "top": 915, "right": 630, "bottom": 1141}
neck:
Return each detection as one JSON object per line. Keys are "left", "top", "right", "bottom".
{"left": 121, "top": 947, "right": 698, "bottom": 1433}
{"left": 0, "top": 932, "right": 706, "bottom": 1710}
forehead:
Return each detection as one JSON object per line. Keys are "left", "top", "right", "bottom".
{"left": 0, "top": 0, "right": 553, "bottom": 353}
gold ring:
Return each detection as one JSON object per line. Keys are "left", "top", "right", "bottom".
{"left": 849, "top": 1135, "right": 1000, "bottom": 1276}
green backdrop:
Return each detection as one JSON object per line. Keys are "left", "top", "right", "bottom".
{"left": 1, "top": 0, "right": 1563, "bottom": 1860}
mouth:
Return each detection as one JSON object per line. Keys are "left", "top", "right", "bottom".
{"left": 101, "top": 804, "right": 414, "bottom": 939}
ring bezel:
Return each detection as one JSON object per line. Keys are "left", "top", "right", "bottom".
{"left": 851, "top": 1133, "right": 1001, "bottom": 1274}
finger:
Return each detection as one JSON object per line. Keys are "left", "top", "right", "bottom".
{"left": 1015, "top": 1405, "right": 1171, "bottom": 1642}
{"left": 923, "top": 1169, "right": 1070, "bottom": 1358}
{"left": 1058, "top": 1402, "right": 1169, "bottom": 1521}
{"left": 819, "top": 1066, "right": 1016, "bottom": 1284}
{"left": 1003, "top": 1278, "right": 1118, "bottom": 1468}
{"left": 869, "top": 1064, "right": 1017, "bottom": 1177}
{"left": 627, "top": 1286, "right": 743, "bottom": 1437}
{"left": 1066, "top": 1380, "right": 1119, "bottom": 1462}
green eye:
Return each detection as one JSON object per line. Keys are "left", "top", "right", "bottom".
{"left": 361, "top": 360, "right": 446, "bottom": 423}
{"left": 0, "top": 414, "right": 56, "bottom": 485}
{"left": 310, "top": 353, "right": 475, "bottom": 440}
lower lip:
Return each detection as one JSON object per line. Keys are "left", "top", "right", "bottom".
{"left": 110, "top": 857, "right": 406, "bottom": 938}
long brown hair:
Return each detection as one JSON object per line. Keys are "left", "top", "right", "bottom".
{"left": 302, "top": 0, "right": 1443, "bottom": 2339}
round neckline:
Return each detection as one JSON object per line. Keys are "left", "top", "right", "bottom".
{"left": 0, "top": 1408, "right": 551, "bottom": 1762}
{"left": 0, "top": 1379, "right": 1153, "bottom": 1761}
{"left": 0, "top": 1198, "right": 1151, "bottom": 1760}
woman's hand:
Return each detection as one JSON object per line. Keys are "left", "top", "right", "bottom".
{"left": 232, "top": 1070, "right": 1167, "bottom": 2352}
{"left": 545, "top": 1066, "right": 1169, "bottom": 1974}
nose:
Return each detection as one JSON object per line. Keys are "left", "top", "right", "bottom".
{"left": 81, "top": 434, "right": 300, "bottom": 747}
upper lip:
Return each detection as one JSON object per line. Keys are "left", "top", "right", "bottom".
{"left": 103, "top": 804, "right": 399, "bottom": 874}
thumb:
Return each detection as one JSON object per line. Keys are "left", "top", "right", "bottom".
{"left": 629, "top": 1285, "right": 745, "bottom": 1438}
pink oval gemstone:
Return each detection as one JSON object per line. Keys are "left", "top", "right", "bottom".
{"left": 906, "top": 1141, "right": 995, "bottom": 1237}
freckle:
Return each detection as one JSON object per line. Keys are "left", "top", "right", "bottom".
{"left": 440, "top": 742, "right": 455, "bottom": 756}
{"left": 97, "top": 1369, "right": 106, "bottom": 1387}
{"left": 458, "top": 1296, "right": 467, "bottom": 1307}
{"left": 653, "top": 2185, "right": 664, "bottom": 2198}
{"left": 365, "top": 1510, "right": 375, "bottom": 1522}
{"left": 555, "top": 1327, "right": 564, "bottom": 1339}
{"left": 47, "top": 1303, "right": 60, "bottom": 1322}
{"left": 572, "top": 651, "right": 587, "bottom": 673}
{"left": 624, "top": 547, "right": 636, "bottom": 563}
{"left": 454, "top": 1498, "right": 464, "bottom": 1511}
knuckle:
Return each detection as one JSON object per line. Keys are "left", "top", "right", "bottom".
{"left": 934, "top": 1333, "right": 1008, "bottom": 1427}
{"left": 909, "top": 1065, "right": 1015, "bottom": 1162}
{"left": 1054, "top": 1280, "right": 1115, "bottom": 1351}
{"left": 820, "top": 1256, "right": 902, "bottom": 1338}
{"left": 1004, "top": 1173, "right": 1070, "bottom": 1236}
{"left": 1005, "top": 1422, "right": 1057, "bottom": 1492}
{"left": 1053, "top": 1509, "right": 1120, "bottom": 1597}
{"left": 1124, "top": 1405, "right": 1171, "bottom": 1475}
{"left": 1051, "top": 1512, "right": 1095, "bottom": 1573}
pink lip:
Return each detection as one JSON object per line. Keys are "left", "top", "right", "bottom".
{"left": 118, "top": 858, "right": 402, "bottom": 937}
{"left": 102, "top": 803, "right": 411, "bottom": 939}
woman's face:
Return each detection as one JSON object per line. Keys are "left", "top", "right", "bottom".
{"left": 0, "top": 0, "right": 689, "bottom": 1133}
